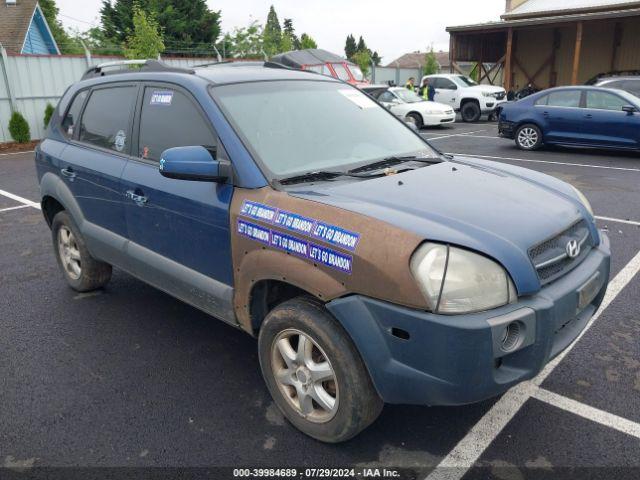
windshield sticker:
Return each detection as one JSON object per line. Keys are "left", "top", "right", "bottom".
{"left": 240, "top": 200, "right": 277, "bottom": 223}
{"left": 309, "top": 243, "right": 353, "bottom": 274}
{"left": 237, "top": 219, "right": 270, "bottom": 244}
{"left": 271, "top": 231, "right": 309, "bottom": 258}
{"left": 274, "top": 210, "right": 315, "bottom": 236}
{"left": 338, "top": 89, "right": 377, "bottom": 109}
{"left": 311, "top": 222, "right": 360, "bottom": 251}
{"left": 150, "top": 90, "right": 174, "bottom": 106}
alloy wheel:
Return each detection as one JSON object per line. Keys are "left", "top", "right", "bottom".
{"left": 517, "top": 127, "right": 539, "bottom": 149}
{"left": 271, "top": 328, "right": 339, "bottom": 423}
{"left": 58, "top": 226, "right": 82, "bottom": 280}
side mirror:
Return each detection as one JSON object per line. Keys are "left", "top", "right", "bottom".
{"left": 622, "top": 105, "right": 638, "bottom": 114}
{"left": 159, "top": 145, "right": 230, "bottom": 182}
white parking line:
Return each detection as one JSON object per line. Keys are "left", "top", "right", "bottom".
{"left": 0, "top": 150, "right": 35, "bottom": 157}
{"left": 0, "top": 204, "right": 31, "bottom": 213}
{"left": 426, "top": 248, "right": 640, "bottom": 480}
{"left": 425, "top": 130, "right": 487, "bottom": 141}
{"left": 0, "top": 188, "right": 40, "bottom": 209}
{"left": 429, "top": 134, "right": 500, "bottom": 140}
{"left": 596, "top": 216, "right": 640, "bottom": 227}
{"left": 449, "top": 152, "right": 640, "bottom": 173}
{"left": 533, "top": 388, "right": 640, "bottom": 440}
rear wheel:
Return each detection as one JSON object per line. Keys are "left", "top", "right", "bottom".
{"left": 515, "top": 123, "right": 543, "bottom": 150}
{"left": 258, "top": 296, "right": 383, "bottom": 443}
{"left": 461, "top": 101, "right": 481, "bottom": 122}
{"left": 51, "top": 211, "right": 112, "bottom": 292}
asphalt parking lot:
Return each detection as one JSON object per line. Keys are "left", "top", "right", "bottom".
{"left": 1, "top": 123, "right": 639, "bottom": 479}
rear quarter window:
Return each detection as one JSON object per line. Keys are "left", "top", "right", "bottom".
{"left": 61, "top": 90, "right": 88, "bottom": 138}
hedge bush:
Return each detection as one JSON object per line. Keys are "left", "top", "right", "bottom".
{"left": 8, "top": 111, "right": 30, "bottom": 143}
{"left": 44, "top": 103, "right": 55, "bottom": 128}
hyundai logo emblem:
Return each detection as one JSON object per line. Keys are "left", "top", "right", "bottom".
{"left": 566, "top": 239, "right": 581, "bottom": 259}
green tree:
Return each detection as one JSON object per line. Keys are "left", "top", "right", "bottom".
{"left": 300, "top": 33, "right": 317, "bottom": 50}
{"left": 356, "top": 36, "right": 367, "bottom": 53}
{"left": 124, "top": 6, "right": 165, "bottom": 59}
{"left": 279, "top": 33, "right": 293, "bottom": 53}
{"left": 225, "top": 21, "right": 264, "bottom": 59}
{"left": 8, "top": 111, "right": 30, "bottom": 144}
{"left": 263, "top": 5, "right": 282, "bottom": 55}
{"left": 101, "top": 0, "right": 221, "bottom": 55}
{"left": 371, "top": 51, "right": 381, "bottom": 66}
{"left": 38, "top": 0, "right": 83, "bottom": 54}
{"left": 282, "top": 18, "right": 299, "bottom": 50}
{"left": 344, "top": 34, "right": 357, "bottom": 59}
{"left": 352, "top": 50, "right": 371, "bottom": 78}
{"left": 423, "top": 48, "right": 439, "bottom": 76}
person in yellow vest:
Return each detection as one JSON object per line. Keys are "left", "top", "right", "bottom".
{"left": 405, "top": 77, "right": 416, "bottom": 92}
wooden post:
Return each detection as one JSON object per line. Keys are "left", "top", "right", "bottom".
{"left": 504, "top": 28, "right": 514, "bottom": 91}
{"left": 450, "top": 35, "right": 456, "bottom": 74}
{"left": 571, "top": 21, "right": 583, "bottom": 85}
{"left": 611, "top": 22, "right": 623, "bottom": 72}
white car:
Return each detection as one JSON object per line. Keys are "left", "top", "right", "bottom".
{"left": 421, "top": 74, "right": 507, "bottom": 122}
{"left": 362, "top": 86, "right": 456, "bottom": 128}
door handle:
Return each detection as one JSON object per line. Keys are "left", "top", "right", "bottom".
{"left": 126, "top": 190, "right": 148, "bottom": 206}
{"left": 543, "top": 111, "right": 550, "bottom": 118}
{"left": 60, "top": 167, "right": 77, "bottom": 181}
{"left": 585, "top": 114, "right": 593, "bottom": 119}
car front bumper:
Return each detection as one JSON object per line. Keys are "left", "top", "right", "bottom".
{"left": 481, "top": 97, "right": 507, "bottom": 113}
{"left": 326, "top": 233, "right": 610, "bottom": 406}
{"left": 499, "top": 120, "right": 516, "bottom": 139}
{"left": 423, "top": 112, "right": 456, "bottom": 126}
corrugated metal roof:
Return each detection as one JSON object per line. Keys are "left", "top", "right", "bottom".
{"left": 384, "top": 51, "right": 450, "bottom": 69}
{"left": 503, "top": 0, "right": 640, "bottom": 18}
{"left": 448, "top": 6, "right": 640, "bottom": 32}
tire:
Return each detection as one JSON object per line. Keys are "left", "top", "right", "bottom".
{"left": 515, "top": 123, "right": 543, "bottom": 150}
{"left": 461, "top": 101, "right": 481, "bottom": 122}
{"left": 258, "top": 296, "right": 383, "bottom": 443}
{"left": 406, "top": 112, "right": 424, "bottom": 129}
{"left": 51, "top": 211, "right": 112, "bottom": 292}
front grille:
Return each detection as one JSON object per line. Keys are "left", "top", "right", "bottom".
{"left": 529, "top": 220, "right": 592, "bottom": 285}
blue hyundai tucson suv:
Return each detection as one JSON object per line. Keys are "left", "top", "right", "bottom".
{"left": 36, "top": 60, "right": 610, "bottom": 443}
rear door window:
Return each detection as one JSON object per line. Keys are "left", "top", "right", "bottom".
{"left": 62, "top": 90, "right": 88, "bottom": 138}
{"left": 546, "top": 90, "right": 582, "bottom": 108}
{"left": 78, "top": 86, "right": 138, "bottom": 153}
{"left": 138, "top": 87, "right": 216, "bottom": 162}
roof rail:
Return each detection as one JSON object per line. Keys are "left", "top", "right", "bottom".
{"left": 81, "top": 59, "right": 195, "bottom": 80}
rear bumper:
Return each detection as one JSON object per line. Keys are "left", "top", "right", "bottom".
{"left": 326, "top": 233, "right": 610, "bottom": 406}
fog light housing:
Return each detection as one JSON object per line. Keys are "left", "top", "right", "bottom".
{"left": 501, "top": 321, "right": 525, "bottom": 352}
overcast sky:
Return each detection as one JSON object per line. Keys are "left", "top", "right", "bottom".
{"left": 56, "top": 0, "right": 505, "bottom": 64}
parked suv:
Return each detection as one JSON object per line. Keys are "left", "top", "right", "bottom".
{"left": 590, "top": 73, "right": 640, "bottom": 98}
{"left": 422, "top": 74, "right": 507, "bottom": 122}
{"left": 37, "top": 60, "right": 610, "bottom": 443}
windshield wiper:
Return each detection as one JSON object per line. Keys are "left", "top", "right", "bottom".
{"left": 277, "top": 170, "right": 383, "bottom": 185}
{"left": 348, "top": 155, "right": 440, "bottom": 174}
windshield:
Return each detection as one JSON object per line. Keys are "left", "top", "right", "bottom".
{"left": 350, "top": 65, "right": 365, "bottom": 81}
{"left": 453, "top": 75, "right": 478, "bottom": 87}
{"left": 394, "top": 89, "right": 423, "bottom": 103}
{"left": 211, "top": 80, "right": 436, "bottom": 179}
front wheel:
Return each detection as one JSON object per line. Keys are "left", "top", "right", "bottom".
{"left": 461, "top": 101, "right": 481, "bottom": 122}
{"left": 515, "top": 123, "right": 543, "bottom": 150}
{"left": 406, "top": 112, "right": 424, "bottom": 129}
{"left": 258, "top": 297, "right": 383, "bottom": 443}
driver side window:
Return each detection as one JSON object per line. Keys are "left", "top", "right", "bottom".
{"left": 440, "top": 79, "right": 457, "bottom": 90}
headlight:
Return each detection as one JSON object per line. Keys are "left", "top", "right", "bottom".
{"left": 483, "top": 92, "right": 496, "bottom": 98}
{"left": 410, "top": 243, "right": 517, "bottom": 314}
{"left": 571, "top": 185, "right": 594, "bottom": 216}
